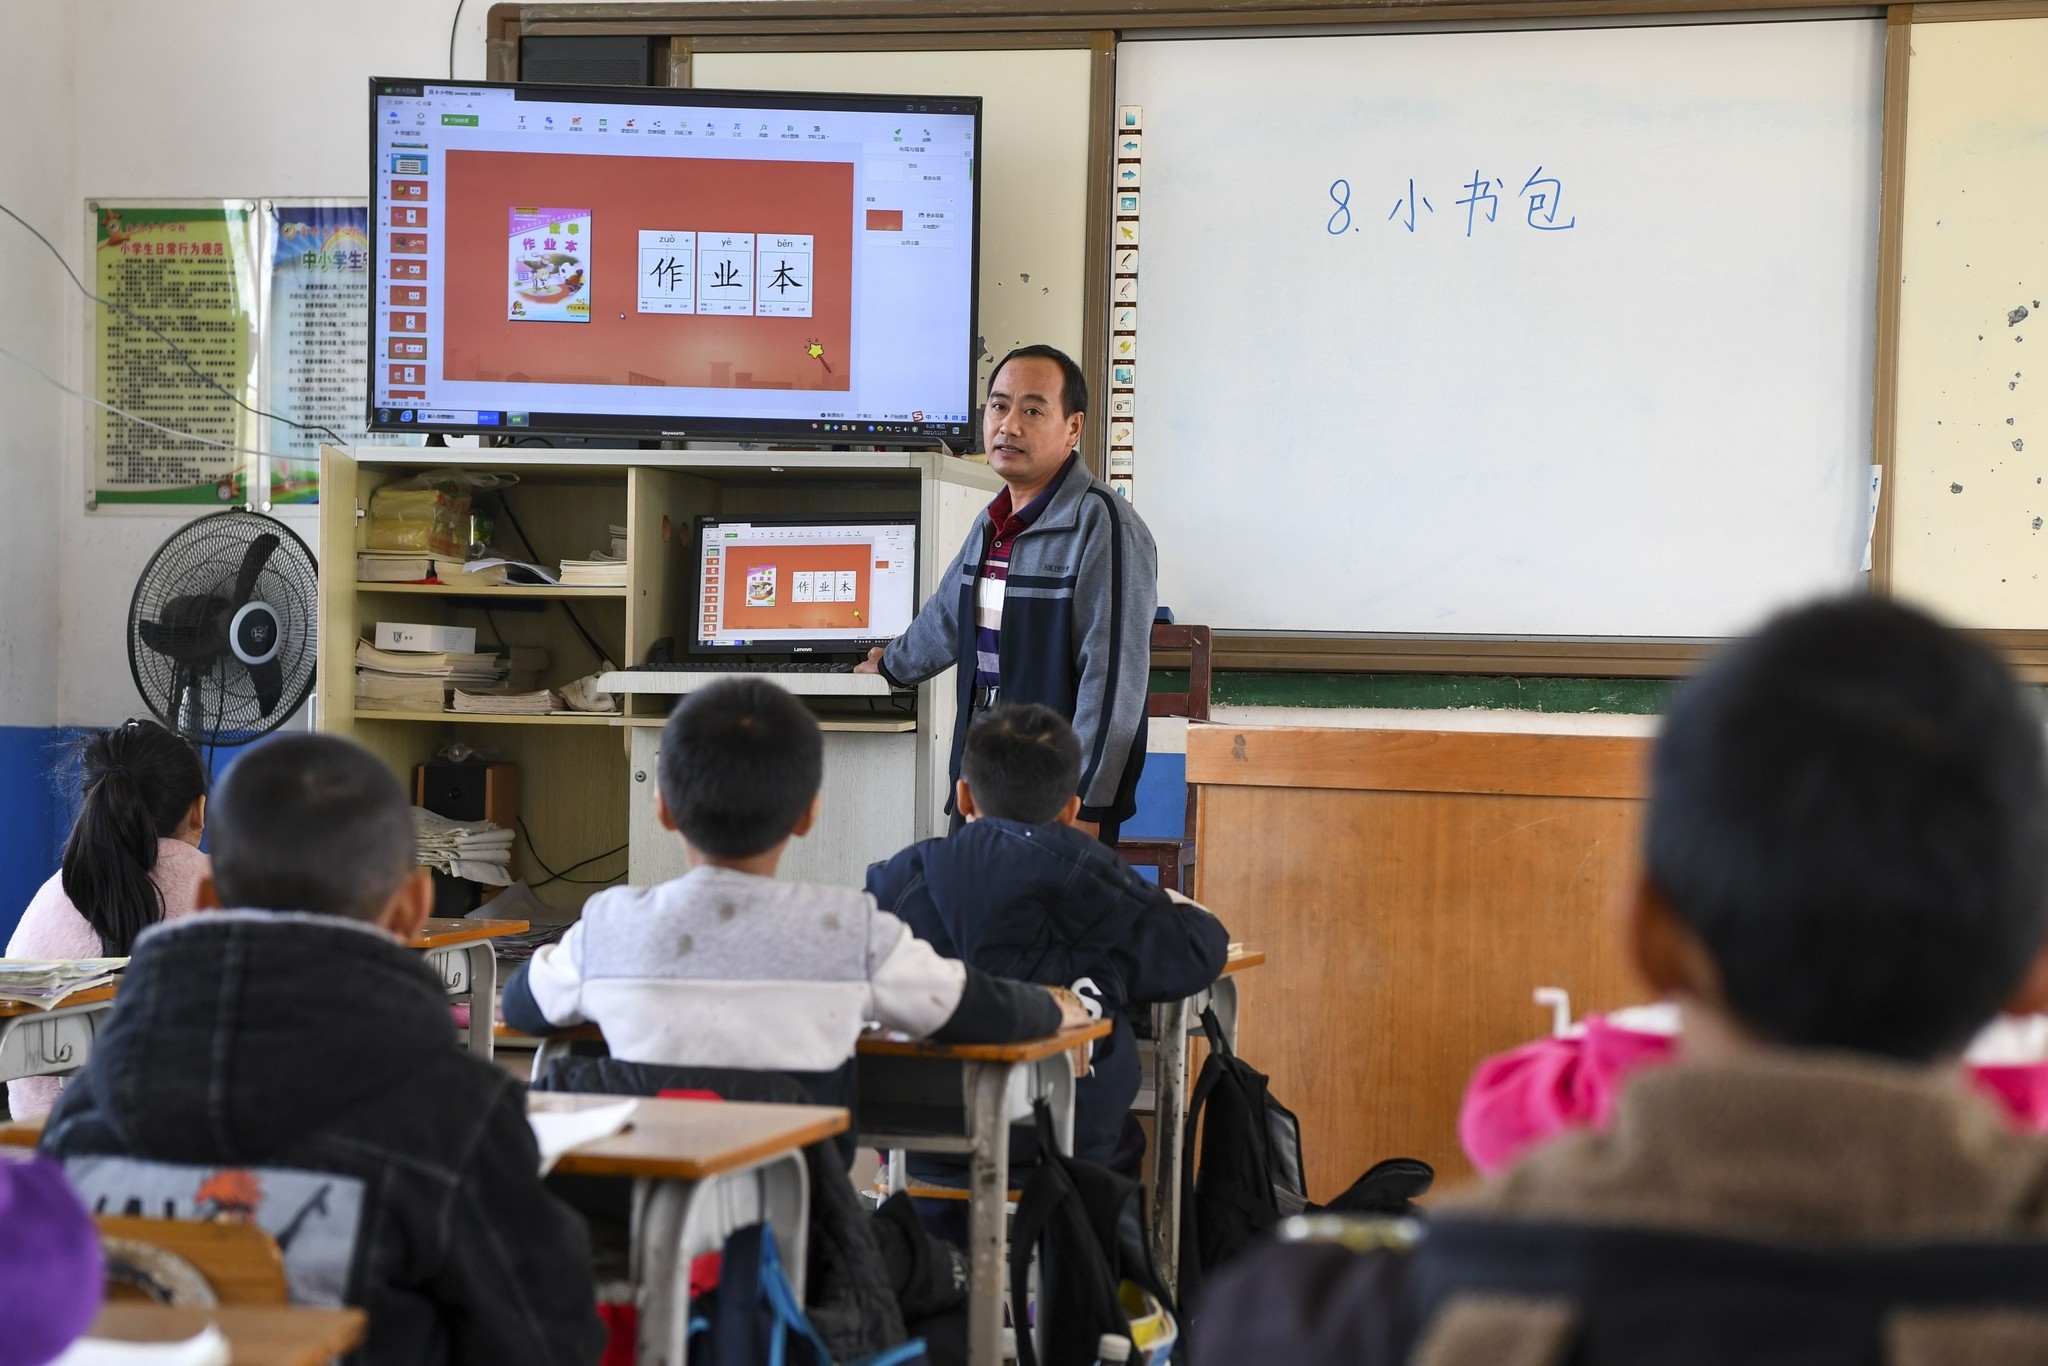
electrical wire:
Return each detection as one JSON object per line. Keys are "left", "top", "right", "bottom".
{"left": 493, "top": 491, "right": 619, "bottom": 670}
{"left": 0, "top": 340, "right": 300, "bottom": 460}
{"left": 517, "top": 816, "right": 628, "bottom": 887}
{"left": 448, "top": 0, "right": 469, "bottom": 82}
{"left": 0, "top": 200, "right": 347, "bottom": 448}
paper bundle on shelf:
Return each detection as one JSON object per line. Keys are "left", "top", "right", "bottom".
{"left": 450, "top": 688, "right": 559, "bottom": 715}
{"left": 412, "top": 808, "right": 516, "bottom": 886}
{"left": 355, "top": 673, "right": 447, "bottom": 713}
{"left": 559, "top": 524, "right": 629, "bottom": 586}
{"left": 358, "top": 551, "right": 435, "bottom": 583}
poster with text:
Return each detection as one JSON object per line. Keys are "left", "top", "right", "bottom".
{"left": 264, "top": 201, "right": 406, "bottom": 505}
{"left": 90, "top": 203, "right": 258, "bottom": 508}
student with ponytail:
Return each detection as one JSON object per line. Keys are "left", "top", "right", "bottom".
{"left": 5, "top": 719, "right": 209, "bottom": 1118}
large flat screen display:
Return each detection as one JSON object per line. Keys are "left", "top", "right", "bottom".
{"left": 367, "top": 79, "right": 980, "bottom": 445}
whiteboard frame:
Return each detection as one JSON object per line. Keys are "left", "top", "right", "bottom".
{"left": 482, "top": 0, "right": 2048, "bottom": 679}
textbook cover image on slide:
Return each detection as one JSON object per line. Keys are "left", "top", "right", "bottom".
{"left": 508, "top": 207, "right": 590, "bottom": 322}
{"left": 746, "top": 565, "right": 777, "bottom": 607}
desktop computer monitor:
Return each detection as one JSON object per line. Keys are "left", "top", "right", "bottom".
{"left": 366, "top": 78, "right": 980, "bottom": 446}
{"left": 693, "top": 514, "right": 918, "bottom": 656}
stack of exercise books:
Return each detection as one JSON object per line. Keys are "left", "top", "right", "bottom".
{"left": 559, "top": 524, "right": 629, "bottom": 587}
{"left": 355, "top": 641, "right": 508, "bottom": 713}
{"left": 357, "top": 550, "right": 436, "bottom": 583}
{"left": 0, "top": 958, "right": 127, "bottom": 1010}
{"left": 449, "top": 687, "right": 559, "bottom": 715}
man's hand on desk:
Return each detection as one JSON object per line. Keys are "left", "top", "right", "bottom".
{"left": 1046, "top": 985, "right": 1093, "bottom": 1031}
{"left": 853, "top": 647, "right": 885, "bottom": 675}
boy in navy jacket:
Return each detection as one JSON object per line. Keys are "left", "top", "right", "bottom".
{"left": 866, "top": 703, "right": 1230, "bottom": 1173}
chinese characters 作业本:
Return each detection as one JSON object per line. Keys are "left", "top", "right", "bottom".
{"left": 1326, "top": 166, "right": 1579, "bottom": 236}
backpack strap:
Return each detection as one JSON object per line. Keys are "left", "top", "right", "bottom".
{"left": 1008, "top": 1103, "right": 1068, "bottom": 1366}
{"left": 1200, "top": 1004, "right": 1231, "bottom": 1057}
{"left": 1178, "top": 1028, "right": 1233, "bottom": 1301}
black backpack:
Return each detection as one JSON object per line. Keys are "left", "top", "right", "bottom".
{"left": 1178, "top": 1006, "right": 1307, "bottom": 1310}
{"left": 1008, "top": 1102, "right": 1177, "bottom": 1366}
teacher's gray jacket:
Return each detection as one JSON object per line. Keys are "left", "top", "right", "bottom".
{"left": 880, "top": 457, "right": 1158, "bottom": 822}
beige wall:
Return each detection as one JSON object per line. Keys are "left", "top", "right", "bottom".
{"left": 1892, "top": 18, "right": 2048, "bottom": 627}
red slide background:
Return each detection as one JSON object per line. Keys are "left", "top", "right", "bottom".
{"left": 440, "top": 150, "right": 852, "bottom": 392}
{"left": 722, "top": 544, "right": 871, "bottom": 631}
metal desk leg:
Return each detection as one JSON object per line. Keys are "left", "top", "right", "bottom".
{"left": 964, "top": 1059, "right": 1016, "bottom": 1366}
{"left": 464, "top": 943, "right": 496, "bottom": 1060}
{"left": 635, "top": 1150, "right": 811, "bottom": 1366}
{"left": 1151, "top": 997, "right": 1191, "bottom": 1293}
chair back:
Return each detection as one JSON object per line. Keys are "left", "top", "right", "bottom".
{"left": 97, "top": 1213, "right": 289, "bottom": 1306}
{"left": 1147, "top": 624, "right": 1211, "bottom": 723}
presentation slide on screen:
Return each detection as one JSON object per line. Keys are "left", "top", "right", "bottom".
{"left": 369, "top": 83, "right": 975, "bottom": 437}
{"left": 697, "top": 520, "right": 916, "bottom": 649}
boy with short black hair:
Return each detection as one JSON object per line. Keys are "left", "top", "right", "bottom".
{"left": 42, "top": 734, "right": 604, "bottom": 1366}
{"left": 1192, "top": 598, "right": 2048, "bottom": 1365}
{"left": 867, "top": 703, "right": 1229, "bottom": 1173}
{"left": 503, "top": 678, "right": 1086, "bottom": 1119}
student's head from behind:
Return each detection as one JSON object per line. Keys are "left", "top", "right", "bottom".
{"left": 61, "top": 719, "right": 209, "bottom": 956}
{"left": 957, "top": 703, "right": 1083, "bottom": 826}
{"left": 199, "top": 734, "right": 430, "bottom": 938}
{"left": 1637, "top": 597, "right": 2048, "bottom": 1063}
{"left": 657, "top": 678, "right": 823, "bottom": 862}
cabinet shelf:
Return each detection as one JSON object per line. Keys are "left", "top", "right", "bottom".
{"left": 354, "top": 581, "right": 627, "bottom": 599}
{"left": 353, "top": 709, "right": 621, "bottom": 727}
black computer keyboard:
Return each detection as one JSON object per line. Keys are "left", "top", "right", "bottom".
{"left": 623, "top": 661, "right": 858, "bottom": 674}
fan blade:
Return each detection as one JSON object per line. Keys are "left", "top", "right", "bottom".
{"left": 244, "top": 657, "right": 285, "bottom": 717}
{"left": 231, "top": 533, "right": 281, "bottom": 608}
{"left": 138, "top": 595, "right": 232, "bottom": 662}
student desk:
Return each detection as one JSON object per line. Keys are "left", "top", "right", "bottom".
{"left": 1149, "top": 946, "right": 1266, "bottom": 1293}
{"left": 533, "top": 1092, "right": 847, "bottom": 1366}
{"left": 4, "top": 1100, "right": 843, "bottom": 1366}
{"left": 0, "top": 985, "right": 118, "bottom": 1090}
{"left": 855, "top": 1021, "right": 1112, "bottom": 1366}
{"left": 79, "top": 1303, "right": 366, "bottom": 1366}
{"left": 410, "top": 918, "right": 527, "bottom": 1061}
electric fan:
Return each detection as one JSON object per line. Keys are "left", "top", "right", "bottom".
{"left": 127, "top": 511, "right": 319, "bottom": 747}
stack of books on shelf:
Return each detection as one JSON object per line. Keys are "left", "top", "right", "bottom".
{"left": 358, "top": 551, "right": 437, "bottom": 583}
{"left": 450, "top": 688, "right": 559, "bottom": 715}
{"left": 558, "top": 524, "right": 629, "bottom": 587}
{"left": 355, "top": 641, "right": 507, "bottom": 713}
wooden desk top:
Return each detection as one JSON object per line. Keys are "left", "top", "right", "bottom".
{"left": 410, "top": 918, "right": 529, "bottom": 949}
{"left": 11, "top": 1097, "right": 848, "bottom": 1182}
{"left": 82, "top": 1303, "right": 365, "bottom": 1366}
{"left": 856, "top": 1019, "right": 1111, "bottom": 1063}
{"left": 0, "top": 983, "right": 117, "bottom": 1018}
{"left": 496, "top": 1021, "right": 604, "bottom": 1042}
{"left": 531, "top": 1092, "right": 847, "bottom": 1180}
{"left": 1222, "top": 948, "right": 1266, "bottom": 974}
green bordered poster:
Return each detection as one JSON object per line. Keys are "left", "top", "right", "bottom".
{"left": 88, "top": 201, "right": 259, "bottom": 508}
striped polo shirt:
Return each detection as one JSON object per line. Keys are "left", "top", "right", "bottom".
{"left": 974, "top": 455, "right": 1074, "bottom": 689}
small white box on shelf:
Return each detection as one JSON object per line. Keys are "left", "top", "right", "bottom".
{"left": 375, "top": 622, "right": 478, "bottom": 654}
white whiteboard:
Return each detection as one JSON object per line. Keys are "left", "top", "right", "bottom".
{"left": 1117, "top": 20, "right": 1883, "bottom": 638}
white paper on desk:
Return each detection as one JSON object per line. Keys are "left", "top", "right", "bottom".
{"left": 49, "top": 1326, "right": 231, "bottom": 1366}
{"left": 529, "top": 1099, "right": 638, "bottom": 1176}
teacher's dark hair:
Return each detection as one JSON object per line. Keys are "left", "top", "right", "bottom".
{"left": 60, "top": 720, "right": 208, "bottom": 956}
{"left": 994, "top": 344, "right": 1088, "bottom": 418}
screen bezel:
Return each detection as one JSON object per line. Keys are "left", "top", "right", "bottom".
{"left": 689, "top": 512, "right": 921, "bottom": 658}
{"left": 366, "top": 77, "right": 982, "bottom": 448}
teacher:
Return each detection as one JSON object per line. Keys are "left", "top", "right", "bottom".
{"left": 857, "top": 344, "right": 1158, "bottom": 845}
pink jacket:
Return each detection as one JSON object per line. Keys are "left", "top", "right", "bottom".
{"left": 1459, "top": 1005, "right": 2048, "bottom": 1178}
{"left": 4, "top": 838, "right": 210, "bottom": 1119}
